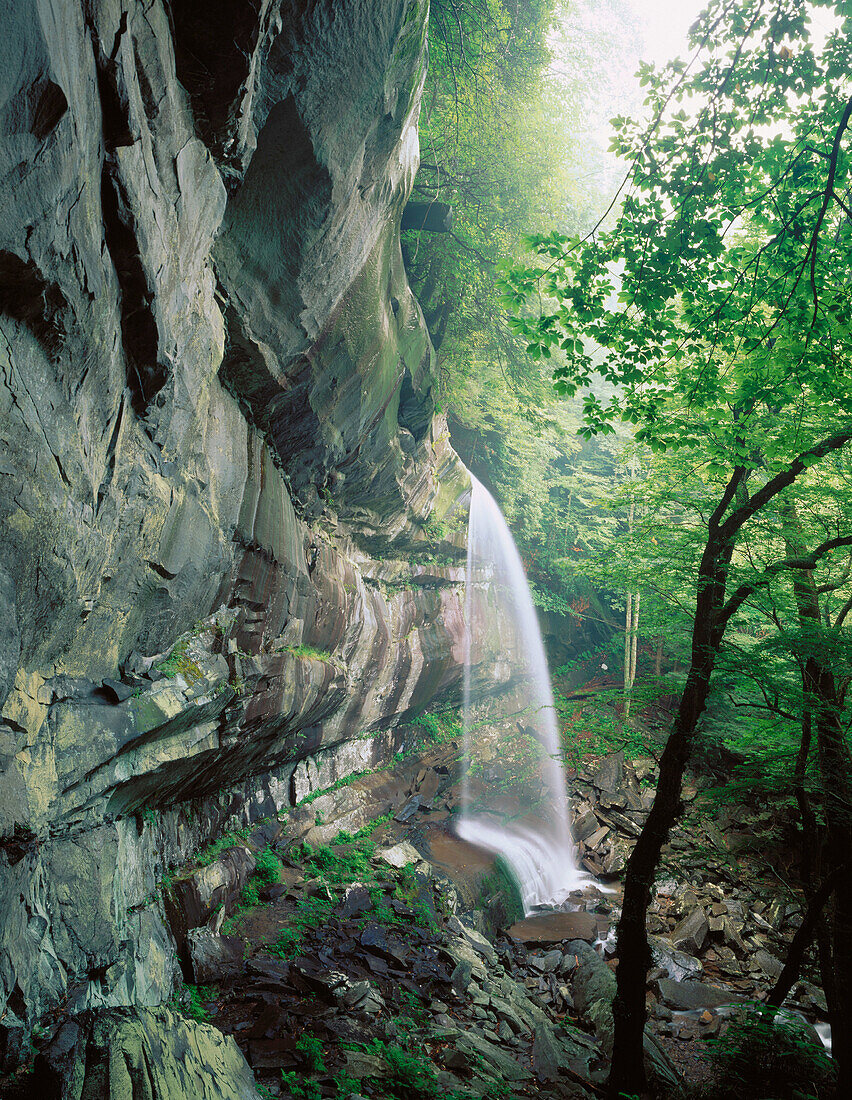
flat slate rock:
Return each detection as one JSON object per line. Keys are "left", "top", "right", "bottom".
{"left": 508, "top": 911, "right": 598, "bottom": 945}
{"left": 656, "top": 978, "right": 742, "bottom": 1011}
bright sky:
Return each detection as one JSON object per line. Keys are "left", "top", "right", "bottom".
{"left": 623, "top": 0, "right": 708, "bottom": 66}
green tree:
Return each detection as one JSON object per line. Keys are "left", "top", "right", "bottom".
{"left": 506, "top": 0, "right": 852, "bottom": 1092}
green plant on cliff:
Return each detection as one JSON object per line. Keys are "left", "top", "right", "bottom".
{"left": 295, "top": 1033, "right": 327, "bottom": 1073}
{"left": 280, "top": 1071, "right": 322, "bottom": 1100}
{"left": 282, "top": 644, "right": 334, "bottom": 662}
{"left": 169, "top": 982, "right": 215, "bottom": 1023}
{"left": 155, "top": 636, "right": 203, "bottom": 682}
{"left": 411, "top": 707, "right": 462, "bottom": 744}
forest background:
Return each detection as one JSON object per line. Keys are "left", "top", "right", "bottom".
{"left": 410, "top": 1, "right": 852, "bottom": 1094}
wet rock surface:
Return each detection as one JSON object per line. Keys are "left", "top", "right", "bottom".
{"left": 0, "top": 0, "right": 485, "bottom": 1055}
{"left": 1, "top": 739, "right": 831, "bottom": 1097}
{"left": 32, "top": 1007, "right": 258, "bottom": 1100}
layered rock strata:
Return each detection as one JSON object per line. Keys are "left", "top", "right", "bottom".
{"left": 0, "top": 0, "right": 475, "bottom": 1064}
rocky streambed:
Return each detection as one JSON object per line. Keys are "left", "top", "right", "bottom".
{"left": 12, "top": 736, "right": 830, "bottom": 1099}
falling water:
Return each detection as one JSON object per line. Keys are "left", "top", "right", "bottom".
{"left": 456, "top": 476, "right": 584, "bottom": 912}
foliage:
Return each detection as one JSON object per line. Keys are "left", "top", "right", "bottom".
{"left": 410, "top": 0, "right": 644, "bottom": 637}
{"left": 191, "top": 825, "right": 252, "bottom": 869}
{"left": 295, "top": 839, "right": 376, "bottom": 885}
{"left": 506, "top": 1, "right": 852, "bottom": 455}
{"left": 476, "top": 855, "right": 525, "bottom": 925}
{"left": 504, "top": 3, "right": 852, "bottom": 1091}
{"left": 155, "top": 636, "right": 203, "bottom": 682}
{"left": 280, "top": 1071, "right": 321, "bottom": 1100}
{"left": 706, "top": 1005, "right": 836, "bottom": 1099}
{"left": 280, "top": 644, "right": 334, "bottom": 662}
{"left": 295, "top": 1033, "right": 327, "bottom": 1073}
{"left": 269, "top": 894, "right": 336, "bottom": 960}
{"left": 169, "top": 982, "right": 215, "bottom": 1023}
{"left": 344, "top": 1038, "right": 442, "bottom": 1099}
{"left": 555, "top": 684, "right": 657, "bottom": 766}
{"left": 254, "top": 846, "right": 281, "bottom": 885}
{"left": 411, "top": 707, "right": 463, "bottom": 743}
{"left": 269, "top": 816, "right": 405, "bottom": 958}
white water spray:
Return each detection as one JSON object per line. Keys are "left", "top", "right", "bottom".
{"left": 456, "top": 476, "right": 584, "bottom": 912}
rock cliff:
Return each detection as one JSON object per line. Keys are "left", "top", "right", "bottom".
{"left": 0, "top": 0, "right": 472, "bottom": 1068}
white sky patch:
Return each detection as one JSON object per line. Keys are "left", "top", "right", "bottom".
{"left": 623, "top": 0, "right": 708, "bottom": 67}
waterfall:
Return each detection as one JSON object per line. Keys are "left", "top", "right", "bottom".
{"left": 456, "top": 476, "right": 584, "bottom": 912}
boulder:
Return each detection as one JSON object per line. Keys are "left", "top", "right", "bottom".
{"left": 33, "top": 1008, "right": 257, "bottom": 1100}
{"left": 378, "top": 841, "right": 422, "bottom": 869}
{"left": 508, "top": 911, "right": 598, "bottom": 945}
{"left": 670, "top": 906, "right": 709, "bottom": 954}
{"left": 187, "top": 928, "right": 245, "bottom": 984}
{"left": 656, "top": 978, "right": 741, "bottom": 1011}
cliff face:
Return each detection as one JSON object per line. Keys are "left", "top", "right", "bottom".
{"left": 0, "top": 0, "right": 470, "bottom": 1050}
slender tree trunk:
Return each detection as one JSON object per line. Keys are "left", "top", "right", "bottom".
{"left": 767, "top": 864, "right": 848, "bottom": 1009}
{"left": 654, "top": 635, "right": 663, "bottom": 677}
{"left": 623, "top": 490, "right": 638, "bottom": 719}
{"left": 624, "top": 592, "right": 633, "bottom": 718}
{"left": 630, "top": 591, "right": 640, "bottom": 690}
{"left": 623, "top": 590, "right": 640, "bottom": 718}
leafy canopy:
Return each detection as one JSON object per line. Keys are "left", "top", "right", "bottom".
{"left": 504, "top": 0, "right": 852, "bottom": 466}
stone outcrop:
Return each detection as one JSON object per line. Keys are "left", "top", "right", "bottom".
{"left": 32, "top": 1007, "right": 259, "bottom": 1100}
{"left": 0, "top": 0, "right": 477, "bottom": 1068}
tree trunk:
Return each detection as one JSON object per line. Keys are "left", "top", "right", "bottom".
{"left": 608, "top": 524, "right": 733, "bottom": 1095}
{"left": 624, "top": 592, "right": 633, "bottom": 718}
{"left": 630, "top": 591, "right": 640, "bottom": 691}
{"left": 623, "top": 491, "right": 638, "bottom": 719}
{"left": 767, "top": 864, "right": 848, "bottom": 1009}
{"left": 781, "top": 497, "right": 852, "bottom": 1094}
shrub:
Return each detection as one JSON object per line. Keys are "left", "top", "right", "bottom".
{"left": 707, "top": 1005, "right": 836, "bottom": 1099}
{"left": 254, "top": 846, "right": 281, "bottom": 885}
{"left": 280, "top": 1071, "right": 321, "bottom": 1100}
{"left": 296, "top": 1033, "right": 326, "bottom": 1073}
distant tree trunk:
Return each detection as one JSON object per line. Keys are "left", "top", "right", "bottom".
{"left": 630, "top": 592, "right": 640, "bottom": 688}
{"left": 654, "top": 635, "right": 663, "bottom": 677}
{"left": 624, "top": 592, "right": 633, "bottom": 714}
{"left": 623, "top": 591, "right": 640, "bottom": 718}
{"left": 623, "top": 490, "right": 639, "bottom": 719}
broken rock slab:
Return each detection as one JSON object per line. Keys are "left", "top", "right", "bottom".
{"left": 656, "top": 978, "right": 742, "bottom": 1011}
{"left": 166, "top": 844, "right": 256, "bottom": 939}
{"left": 649, "top": 936, "right": 704, "bottom": 982}
{"left": 508, "top": 911, "right": 598, "bottom": 945}
{"left": 187, "top": 928, "right": 245, "bottom": 984}
{"left": 33, "top": 1007, "right": 258, "bottom": 1100}
{"left": 670, "top": 906, "right": 709, "bottom": 955}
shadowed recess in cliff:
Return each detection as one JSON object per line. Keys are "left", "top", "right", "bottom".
{"left": 0, "top": 251, "right": 67, "bottom": 359}
{"left": 169, "top": 0, "right": 268, "bottom": 172}
{"left": 88, "top": 11, "right": 166, "bottom": 416}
